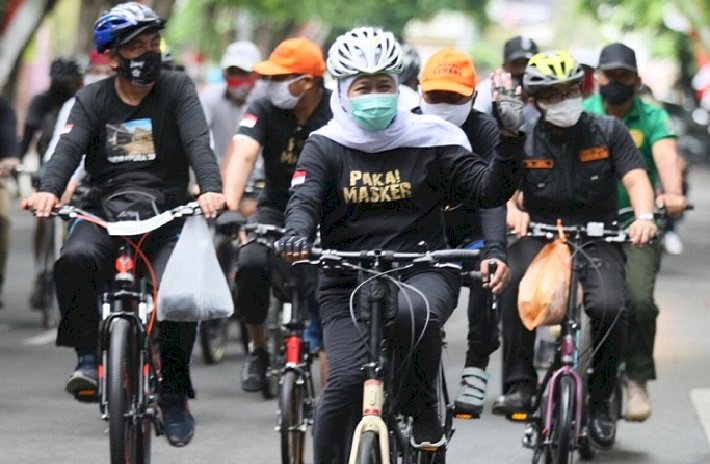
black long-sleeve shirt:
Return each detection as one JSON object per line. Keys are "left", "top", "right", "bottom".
{"left": 443, "top": 109, "right": 509, "bottom": 262}
{"left": 40, "top": 71, "right": 222, "bottom": 206}
{"left": 284, "top": 133, "right": 522, "bottom": 252}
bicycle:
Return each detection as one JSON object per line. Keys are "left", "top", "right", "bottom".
{"left": 51, "top": 202, "right": 201, "bottom": 464}
{"left": 300, "top": 247, "right": 482, "bottom": 464}
{"left": 507, "top": 220, "right": 627, "bottom": 464}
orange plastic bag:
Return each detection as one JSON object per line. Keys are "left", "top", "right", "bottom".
{"left": 518, "top": 238, "right": 571, "bottom": 330}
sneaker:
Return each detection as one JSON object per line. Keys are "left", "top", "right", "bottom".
{"left": 589, "top": 399, "right": 616, "bottom": 449}
{"left": 625, "top": 378, "right": 652, "bottom": 422}
{"left": 240, "top": 348, "right": 270, "bottom": 392}
{"left": 454, "top": 367, "right": 489, "bottom": 417}
{"left": 663, "top": 231, "right": 683, "bottom": 255}
{"left": 410, "top": 407, "right": 446, "bottom": 449}
{"left": 65, "top": 354, "right": 98, "bottom": 402}
{"left": 159, "top": 393, "right": 195, "bottom": 447}
{"left": 491, "top": 384, "right": 533, "bottom": 418}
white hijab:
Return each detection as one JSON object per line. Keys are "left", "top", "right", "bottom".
{"left": 314, "top": 75, "right": 471, "bottom": 153}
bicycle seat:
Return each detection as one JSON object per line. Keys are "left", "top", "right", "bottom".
{"left": 215, "top": 211, "right": 246, "bottom": 235}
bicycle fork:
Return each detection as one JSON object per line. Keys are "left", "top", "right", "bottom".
{"left": 348, "top": 378, "right": 391, "bottom": 464}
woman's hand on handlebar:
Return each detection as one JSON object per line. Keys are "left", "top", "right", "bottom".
{"left": 21, "top": 192, "right": 59, "bottom": 217}
{"left": 627, "top": 218, "right": 657, "bottom": 246}
{"left": 482, "top": 258, "right": 510, "bottom": 295}
{"left": 197, "top": 191, "right": 226, "bottom": 219}
{"left": 277, "top": 235, "right": 311, "bottom": 263}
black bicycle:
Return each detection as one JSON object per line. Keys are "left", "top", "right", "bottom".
{"left": 301, "top": 248, "right": 481, "bottom": 464}
{"left": 52, "top": 202, "right": 201, "bottom": 464}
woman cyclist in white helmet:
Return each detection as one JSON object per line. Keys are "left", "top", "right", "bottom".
{"left": 278, "top": 26, "right": 525, "bottom": 462}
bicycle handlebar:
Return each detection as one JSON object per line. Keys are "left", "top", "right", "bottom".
{"left": 307, "top": 247, "right": 482, "bottom": 265}
{"left": 524, "top": 221, "right": 628, "bottom": 243}
{"left": 49, "top": 202, "right": 203, "bottom": 236}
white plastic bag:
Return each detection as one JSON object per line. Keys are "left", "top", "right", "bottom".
{"left": 158, "top": 215, "right": 234, "bottom": 321}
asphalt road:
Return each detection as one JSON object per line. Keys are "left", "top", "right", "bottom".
{"left": 1, "top": 166, "right": 709, "bottom": 463}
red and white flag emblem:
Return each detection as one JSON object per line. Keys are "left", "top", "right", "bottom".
{"left": 60, "top": 124, "right": 73, "bottom": 135}
{"left": 291, "top": 169, "right": 307, "bottom": 187}
{"left": 239, "top": 113, "right": 258, "bottom": 128}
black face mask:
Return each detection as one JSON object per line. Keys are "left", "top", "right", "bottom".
{"left": 117, "top": 51, "right": 162, "bottom": 86}
{"left": 599, "top": 81, "right": 635, "bottom": 105}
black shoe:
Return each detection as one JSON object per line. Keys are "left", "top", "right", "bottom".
{"left": 491, "top": 386, "right": 533, "bottom": 418}
{"left": 65, "top": 354, "right": 98, "bottom": 402}
{"left": 160, "top": 393, "right": 195, "bottom": 447}
{"left": 410, "top": 407, "right": 446, "bottom": 449}
{"left": 588, "top": 399, "right": 616, "bottom": 449}
{"left": 240, "top": 348, "right": 270, "bottom": 392}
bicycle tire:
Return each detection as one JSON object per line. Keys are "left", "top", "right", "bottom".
{"left": 546, "top": 376, "right": 575, "bottom": 464}
{"left": 39, "top": 218, "right": 60, "bottom": 328}
{"left": 108, "top": 318, "right": 139, "bottom": 464}
{"left": 199, "top": 318, "right": 230, "bottom": 364}
{"left": 279, "top": 370, "right": 306, "bottom": 464}
{"left": 263, "top": 295, "right": 283, "bottom": 399}
{"left": 356, "top": 430, "right": 383, "bottom": 464}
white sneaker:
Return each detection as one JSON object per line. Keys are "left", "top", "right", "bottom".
{"left": 625, "top": 378, "right": 652, "bottom": 422}
{"left": 454, "top": 367, "right": 489, "bottom": 416}
{"left": 663, "top": 231, "right": 684, "bottom": 255}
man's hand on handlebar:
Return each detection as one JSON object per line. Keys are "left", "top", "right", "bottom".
{"left": 507, "top": 205, "right": 530, "bottom": 238}
{"left": 627, "top": 218, "right": 657, "bottom": 246}
{"left": 197, "top": 191, "right": 226, "bottom": 219}
{"left": 21, "top": 192, "right": 60, "bottom": 217}
{"left": 277, "top": 235, "right": 311, "bottom": 263}
{"left": 481, "top": 258, "right": 510, "bottom": 295}
{"left": 655, "top": 193, "right": 687, "bottom": 218}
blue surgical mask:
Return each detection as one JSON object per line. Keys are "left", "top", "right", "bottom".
{"left": 348, "top": 94, "right": 398, "bottom": 132}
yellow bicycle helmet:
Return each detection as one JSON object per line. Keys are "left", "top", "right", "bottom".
{"left": 523, "top": 50, "right": 584, "bottom": 96}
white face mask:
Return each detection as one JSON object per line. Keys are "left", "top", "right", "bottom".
{"left": 267, "top": 76, "right": 305, "bottom": 109}
{"left": 419, "top": 99, "right": 471, "bottom": 127}
{"left": 541, "top": 97, "right": 584, "bottom": 128}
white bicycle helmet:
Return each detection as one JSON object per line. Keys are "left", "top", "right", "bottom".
{"left": 327, "top": 27, "right": 403, "bottom": 79}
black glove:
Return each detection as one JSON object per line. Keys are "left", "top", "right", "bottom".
{"left": 492, "top": 87, "right": 524, "bottom": 135}
{"left": 276, "top": 235, "right": 311, "bottom": 262}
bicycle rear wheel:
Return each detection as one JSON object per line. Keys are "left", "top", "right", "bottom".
{"left": 279, "top": 370, "right": 306, "bottom": 464}
{"left": 356, "top": 430, "right": 383, "bottom": 464}
{"left": 545, "top": 376, "right": 575, "bottom": 464}
{"left": 199, "top": 318, "right": 230, "bottom": 364}
{"left": 108, "top": 318, "right": 139, "bottom": 464}
{"left": 263, "top": 295, "right": 284, "bottom": 399}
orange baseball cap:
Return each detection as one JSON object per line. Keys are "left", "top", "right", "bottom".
{"left": 253, "top": 37, "right": 325, "bottom": 77}
{"left": 420, "top": 48, "right": 477, "bottom": 97}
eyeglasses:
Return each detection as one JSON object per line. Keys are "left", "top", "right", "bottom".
{"left": 536, "top": 86, "right": 582, "bottom": 105}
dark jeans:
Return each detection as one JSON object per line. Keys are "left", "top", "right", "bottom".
{"left": 622, "top": 240, "right": 662, "bottom": 381}
{"left": 313, "top": 269, "right": 460, "bottom": 464}
{"left": 54, "top": 219, "right": 196, "bottom": 396}
{"left": 234, "top": 206, "right": 289, "bottom": 325}
{"left": 500, "top": 238, "right": 627, "bottom": 402}
{"left": 465, "top": 280, "right": 500, "bottom": 368}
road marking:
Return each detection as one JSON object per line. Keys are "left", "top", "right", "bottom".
{"left": 691, "top": 388, "right": 710, "bottom": 444}
{"left": 23, "top": 330, "right": 56, "bottom": 346}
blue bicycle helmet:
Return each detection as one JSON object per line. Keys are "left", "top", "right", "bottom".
{"left": 94, "top": 2, "right": 165, "bottom": 53}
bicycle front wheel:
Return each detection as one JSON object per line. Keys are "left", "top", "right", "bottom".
{"left": 356, "top": 430, "right": 383, "bottom": 464}
{"left": 279, "top": 370, "right": 306, "bottom": 464}
{"left": 108, "top": 318, "right": 139, "bottom": 464}
{"left": 546, "top": 375, "right": 575, "bottom": 464}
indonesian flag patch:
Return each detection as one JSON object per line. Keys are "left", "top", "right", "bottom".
{"left": 60, "top": 123, "right": 73, "bottom": 135}
{"left": 239, "top": 113, "right": 258, "bottom": 128}
{"left": 291, "top": 169, "right": 307, "bottom": 187}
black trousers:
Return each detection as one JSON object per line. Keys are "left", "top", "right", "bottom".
{"left": 465, "top": 280, "right": 500, "bottom": 368}
{"left": 313, "top": 269, "right": 460, "bottom": 464}
{"left": 54, "top": 219, "right": 196, "bottom": 396}
{"left": 500, "top": 238, "right": 627, "bottom": 402}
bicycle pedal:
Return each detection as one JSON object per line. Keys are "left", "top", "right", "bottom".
{"left": 73, "top": 389, "right": 99, "bottom": 403}
{"left": 506, "top": 411, "right": 530, "bottom": 422}
{"left": 454, "top": 412, "right": 480, "bottom": 420}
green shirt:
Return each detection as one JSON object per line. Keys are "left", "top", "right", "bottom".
{"left": 583, "top": 94, "right": 676, "bottom": 209}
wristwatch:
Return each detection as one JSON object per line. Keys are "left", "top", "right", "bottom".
{"left": 636, "top": 213, "right": 655, "bottom": 221}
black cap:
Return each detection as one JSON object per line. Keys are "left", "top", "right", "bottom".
{"left": 598, "top": 43, "right": 637, "bottom": 73}
{"left": 503, "top": 36, "right": 538, "bottom": 63}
